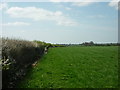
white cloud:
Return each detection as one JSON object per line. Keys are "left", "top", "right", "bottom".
{"left": 49, "top": 0, "right": 100, "bottom": 7}
{"left": 0, "top": 0, "right": 113, "bottom": 2}
{"left": 0, "top": 3, "right": 8, "bottom": 10}
{"left": 65, "top": 7, "right": 71, "bottom": 10}
{"left": 72, "top": 0, "right": 97, "bottom": 7}
{"left": 1, "top": 22, "right": 30, "bottom": 26}
{"left": 49, "top": 0, "right": 67, "bottom": 2}
{"left": 50, "top": 0, "right": 97, "bottom": 7}
{"left": 108, "top": 0, "right": 119, "bottom": 10}
{"left": 72, "top": 2, "right": 94, "bottom": 7}
{"left": 55, "top": 4, "right": 72, "bottom": 11}
{"left": 6, "top": 7, "right": 78, "bottom": 26}
{"left": 49, "top": 0, "right": 111, "bottom": 2}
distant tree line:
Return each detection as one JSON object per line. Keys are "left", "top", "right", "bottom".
{"left": 81, "top": 41, "right": 120, "bottom": 46}
{"left": 54, "top": 41, "right": 120, "bottom": 46}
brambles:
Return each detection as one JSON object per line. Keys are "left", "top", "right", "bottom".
{"left": 1, "top": 37, "right": 46, "bottom": 88}
{"left": 2, "top": 58, "right": 16, "bottom": 70}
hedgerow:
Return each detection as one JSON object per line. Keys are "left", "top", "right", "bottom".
{"left": 1, "top": 38, "right": 45, "bottom": 88}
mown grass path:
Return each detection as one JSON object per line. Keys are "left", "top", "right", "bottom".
{"left": 17, "top": 46, "right": 118, "bottom": 88}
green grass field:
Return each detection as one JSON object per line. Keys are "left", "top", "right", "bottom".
{"left": 17, "top": 46, "right": 118, "bottom": 88}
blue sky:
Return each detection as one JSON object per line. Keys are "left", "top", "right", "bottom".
{"left": 0, "top": 1, "right": 118, "bottom": 44}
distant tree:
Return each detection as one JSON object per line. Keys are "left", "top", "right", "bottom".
{"left": 82, "top": 41, "right": 94, "bottom": 46}
{"left": 89, "top": 41, "right": 94, "bottom": 46}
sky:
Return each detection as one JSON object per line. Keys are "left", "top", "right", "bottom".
{"left": 0, "top": 0, "right": 119, "bottom": 44}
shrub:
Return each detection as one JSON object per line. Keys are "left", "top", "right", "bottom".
{"left": 1, "top": 37, "right": 45, "bottom": 88}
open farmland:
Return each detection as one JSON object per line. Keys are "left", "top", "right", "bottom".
{"left": 17, "top": 46, "right": 118, "bottom": 88}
